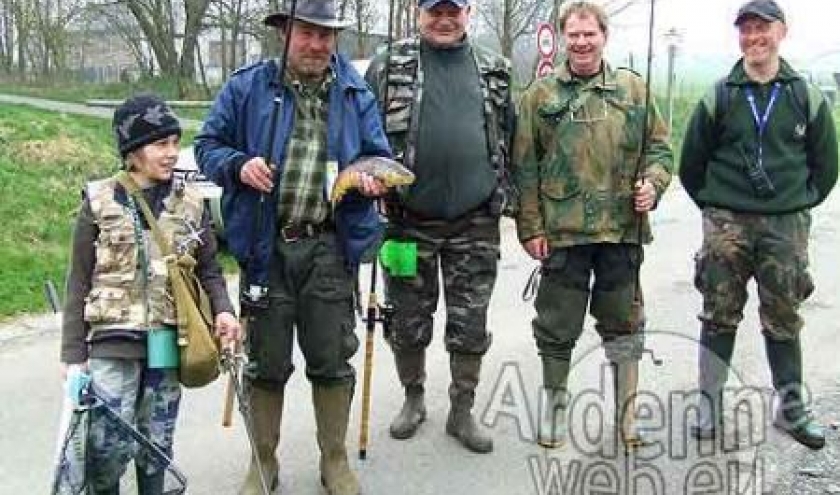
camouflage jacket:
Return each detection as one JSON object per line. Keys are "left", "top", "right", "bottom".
{"left": 365, "top": 37, "right": 517, "bottom": 216}
{"left": 84, "top": 177, "right": 205, "bottom": 333}
{"left": 513, "top": 61, "right": 673, "bottom": 246}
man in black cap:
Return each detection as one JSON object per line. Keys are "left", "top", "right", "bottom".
{"left": 680, "top": 0, "right": 837, "bottom": 449}
{"left": 195, "top": 1, "right": 390, "bottom": 493}
{"left": 365, "top": 0, "right": 515, "bottom": 454}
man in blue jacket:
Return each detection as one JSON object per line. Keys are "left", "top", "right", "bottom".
{"left": 195, "top": 1, "right": 389, "bottom": 493}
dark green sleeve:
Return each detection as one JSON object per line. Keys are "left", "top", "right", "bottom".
{"left": 679, "top": 99, "right": 715, "bottom": 205}
{"left": 806, "top": 97, "right": 839, "bottom": 206}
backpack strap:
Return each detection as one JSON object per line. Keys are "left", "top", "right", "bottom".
{"left": 789, "top": 77, "right": 823, "bottom": 124}
{"left": 707, "top": 76, "right": 817, "bottom": 144}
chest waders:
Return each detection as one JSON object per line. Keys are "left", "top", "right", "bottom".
{"left": 538, "top": 0, "right": 663, "bottom": 453}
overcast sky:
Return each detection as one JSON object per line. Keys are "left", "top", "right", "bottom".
{"left": 554, "top": 0, "right": 840, "bottom": 82}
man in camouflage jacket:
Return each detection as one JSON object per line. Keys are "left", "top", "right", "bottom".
{"left": 513, "top": 1, "right": 672, "bottom": 450}
{"left": 365, "top": 0, "right": 515, "bottom": 454}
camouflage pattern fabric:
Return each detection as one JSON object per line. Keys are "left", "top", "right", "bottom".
{"left": 86, "top": 358, "right": 181, "bottom": 490}
{"left": 366, "top": 37, "right": 512, "bottom": 174}
{"left": 385, "top": 211, "right": 499, "bottom": 355}
{"left": 694, "top": 207, "right": 814, "bottom": 340}
{"left": 85, "top": 176, "right": 205, "bottom": 332}
{"left": 513, "top": 62, "right": 673, "bottom": 247}
{"left": 533, "top": 244, "right": 645, "bottom": 363}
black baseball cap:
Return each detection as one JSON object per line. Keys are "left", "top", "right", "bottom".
{"left": 734, "top": 0, "right": 785, "bottom": 25}
{"left": 418, "top": 0, "right": 469, "bottom": 9}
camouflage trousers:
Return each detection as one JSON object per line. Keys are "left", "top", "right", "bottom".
{"left": 533, "top": 243, "right": 646, "bottom": 363}
{"left": 694, "top": 207, "right": 814, "bottom": 339}
{"left": 86, "top": 358, "right": 181, "bottom": 490}
{"left": 385, "top": 210, "right": 500, "bottom": 355}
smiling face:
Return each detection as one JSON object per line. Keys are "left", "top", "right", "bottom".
{"left": 418, "top": 2, "right": 471, "bottom": 47}
{"left": 562, "top": 12, "right": 607, "bottom": 77}
{"left": 282, "top": 20, "right": 337, "bottom": 82}
{"left": 127, "top": 134, "right": 180, "bottom": 184}
{"left": 737, "top": 16, "right": 786, "bottom": 72}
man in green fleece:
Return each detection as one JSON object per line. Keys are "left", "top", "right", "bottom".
{"left": 680, "top": 0, "right": 837, "bottom": 450}
{"left": 365, "top": 0, "right": 515, "bottom": 454}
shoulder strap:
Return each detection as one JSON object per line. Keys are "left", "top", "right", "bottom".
{"left": 705, "top": 77, "right": 735, "bottom": 145}
{"left": 789, "top": 78, "right": 821, "bottom": 124}
{"left": 714, "top": 77, "right": 729, "bottom": 132}
{"left": 116, "top": 171, "right": 172, "bottom": 257}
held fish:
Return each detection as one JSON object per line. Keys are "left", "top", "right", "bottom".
{"left": 330, "top": 156, "right": 415, "bottom": 206}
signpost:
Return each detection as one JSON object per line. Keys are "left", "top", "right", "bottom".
{"left": 535, "top": 22, "right": 557, "bottom": 79}
{"left": 536, "top": 59, "right": 554, "bottom": 78}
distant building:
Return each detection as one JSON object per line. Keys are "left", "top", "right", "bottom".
{"left": 65, "top": 22, "right": 142, "bottom": 83}
{"left": 66, "top": 5, "right": 388, "bottom": 86}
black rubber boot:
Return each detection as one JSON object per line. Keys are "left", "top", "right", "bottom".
{"left": 690, "top": 327, "right": 736, "bottom": 440}
{"left": 764, "top": 333, "right": 825, "bottom": 450}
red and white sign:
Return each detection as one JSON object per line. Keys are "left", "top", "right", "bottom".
{"left": 536, "top": 59, "right": 554, "bottom": 78}
{"left": 536, "top": 22, "right": 557, "bottom": 60}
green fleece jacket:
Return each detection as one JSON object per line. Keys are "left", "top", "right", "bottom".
{"left": 679, "top": 58, "right": 838, "bottom": 213}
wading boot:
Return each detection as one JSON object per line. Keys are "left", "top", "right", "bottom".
{"left": 612, "top": 359, "right": 653, "bottom": 452}
{"left": 765, "top": 333, "right": 825, "bottom": 450}
{"left": 239, "top": 386, "right": 283, "bottom": 495}
{"left": 446, "top": 353, "right": 493, "bottom": 453}
{"left": 389, "top": 350, "right": 427, "bottom": 440}
{"left": 690, "top": 328, "right": 736, "bottom": 440}
{"left": 313, "top": 383, "right": 359, "bottom": 495}
{"left": 537, "top": 357, "right": 570, "bottom": 448}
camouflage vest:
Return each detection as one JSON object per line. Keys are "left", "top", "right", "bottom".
{"left": 84, "top": 177, "right": 205, "bottom": 333}
{"left": 383, "top": 38, "right": 512, "bottom": 175}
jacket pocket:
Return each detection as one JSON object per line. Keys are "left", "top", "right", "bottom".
{"left": 84, "top": 287, "right": 130, "bottom": 323}
{"left": 539, "top": 178, "right": 585, "bottom": 235}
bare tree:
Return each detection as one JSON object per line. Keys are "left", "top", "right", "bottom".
{"left": 386, "top": 0, "right": 414, "bottom": 39}
{"left": 208, "top": 0, "right": 264, "bottom": 72}
{"left": 350, "top": 0, "right": 378, "bottom": 57}
{"left": 88, "top": 1, "right": 155, "bottom": 76}
{"left": 0, "top": 0, "right": 14, "bottom": 72}
{"left": 30, "top": 0, "right": 87, "bottom": 75}
{"left": 87, "top": 0, "right": 212, "bottom": 91}
{"left": 476, "top": 0, "right": 546, "bottom": 58}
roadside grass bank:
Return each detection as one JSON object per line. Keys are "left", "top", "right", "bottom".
{"left": 0, "top": 102, "right": 206, "bottom": 321}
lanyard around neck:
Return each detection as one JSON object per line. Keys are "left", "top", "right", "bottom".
{"left": 744, "top": 82, "right": 781, "bottom": 168}
{"left": 745, "top": 82, "right": 781, "bottom": 136}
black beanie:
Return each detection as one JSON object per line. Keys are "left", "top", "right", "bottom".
{"left": 112, "top": 94, "right": 182, "bottom": 158}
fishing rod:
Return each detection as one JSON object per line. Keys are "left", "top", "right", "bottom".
{"left": 358, "top": 0, "right": 397, "bottom": 461}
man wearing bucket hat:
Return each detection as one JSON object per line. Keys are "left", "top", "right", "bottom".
{"left": 364, "top": 0, "right": 515, "bottom": 454}
{"left": 680, "top": 0, "right": 837, "bottom": 449}
{"left": 195, "top": 0, "right": 391, "bottom": 493}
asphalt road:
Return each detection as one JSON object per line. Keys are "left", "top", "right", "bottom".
{"left": 2, "top": 183, "right": 840, "bottom": 495}
{"left": 0, "top": 94, "right": 203, "bottom": 130}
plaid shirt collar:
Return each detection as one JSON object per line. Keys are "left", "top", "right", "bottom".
{"left": 285, "top": 66, "right": 335, "bottom": 99}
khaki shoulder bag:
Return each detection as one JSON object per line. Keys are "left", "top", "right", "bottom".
{"left": 117, "top": 172, "right": 220, "bottom": 388}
